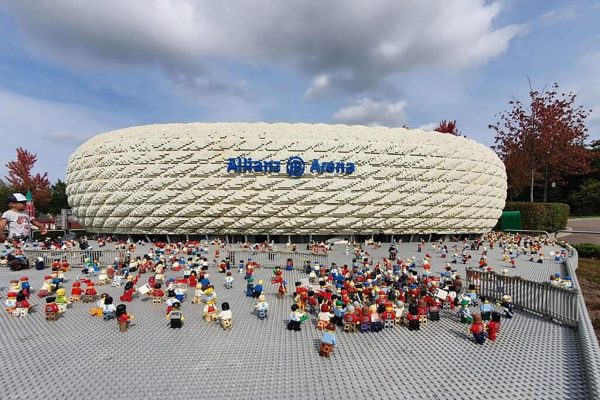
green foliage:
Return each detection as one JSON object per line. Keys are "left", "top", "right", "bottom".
{"left": 47, "top": 179, "right": 69, "bottom": 215}
{"left": 503, "top": 201, "right": 570, "bottom": 232}
{"left": 573, "top": 243, "right": 600, "bottom": 258}
{"left": 0, "top": 179, "right": 15, "bottom": 209}
{"left": 568, "top": 179, "right": 600, "bottom": 215}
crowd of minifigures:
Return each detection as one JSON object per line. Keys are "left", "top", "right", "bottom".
{"left": 2, "top": 232, "right": 571, "bottom": 358}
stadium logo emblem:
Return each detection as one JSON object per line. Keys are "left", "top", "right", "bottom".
{"left": 286, "top": 156, "right": 306, "bottom": 178}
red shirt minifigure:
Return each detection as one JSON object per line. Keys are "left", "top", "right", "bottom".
{"left": 487, "top": 312, "right": 501, "bottom": 341}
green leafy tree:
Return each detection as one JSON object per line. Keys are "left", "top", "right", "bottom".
{"left": 568, "top": 179, "right": 600, "bottom": 215}
{"left": 47, "top": 179, "right": 69, "bottom": 215}
{"left": 0, "top": 179, "right": 15, "bottom": 209}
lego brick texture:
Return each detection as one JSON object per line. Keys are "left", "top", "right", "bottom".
{"left": 65, "top": 123, "right": 507, "bottom": 235}
{"left": 0, "top": 241, "right": 589, "bottom": 400}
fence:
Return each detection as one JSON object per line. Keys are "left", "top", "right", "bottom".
{"left": 228, "top": 249, "right": 328, "bottom": 269}
{"left": 23, "top": 248, "right": 126, "bottom": 268}
{"left": 467, "top": 270, "right": 578, "bottom": 326}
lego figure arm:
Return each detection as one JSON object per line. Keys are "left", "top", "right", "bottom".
{"left": 30, "top": 219, "right": 48, "bottom": 235}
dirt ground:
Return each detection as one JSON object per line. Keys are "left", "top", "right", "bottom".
{"left": 578, "top": 258, "right": 600, "bottom": 343}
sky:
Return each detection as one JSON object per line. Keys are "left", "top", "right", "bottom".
{"left": 0, "top": 0, "right": 599, "bottom": 183}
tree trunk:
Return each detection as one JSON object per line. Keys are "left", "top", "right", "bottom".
{"left": 530, "top": 169, "right": 535, "bottom": 202}
{"left": 542, "top": 165, "right": 549, "bottom": 203}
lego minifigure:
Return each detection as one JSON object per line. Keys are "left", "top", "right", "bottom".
{"left": 332, "top": 300, "right": 346, "bottom": 326}
{"left": 192, "top": 284, "right": 203, "bottom": 304}
{"left": 370, "top": 304, "right": 384, "bottom": 332}
{"left": 246, "top": 277, "right": 255, "bottom": 297}
{"left": 224, "top": 271, "right": 234, "bottom": 289}
{"left": 200, "top": 273, "right": 211, "bottom": 290}
{"left": 35, "top": 257, "right": 45, "bottom": 270}
{"left": 501, "top": 294, "right": 514, "bottom": 319}
{"left": 342, "top": 304, "right": 357, "bottom": 332}
{"left": 406, "top": 303, "right": 420, "bottom": 331}
{"left": 14, "top": 292, "right": 30, "bottom": 317}
{"left": 429, "top": 299, "right": 440, "bottom": 321}
{"left": 202, "top": 286, "right": 217, "bottom": 303}
{"left": 89, "top": 294, "right": 107, "bottom": 317}
{"left": 83, "top": 282, "right": 98, "bottom": 303}
{"left": 203, "top": 299, "right": 218, "bottom": 322}
{"left": 319, "top": 323, "right": 337, "bottom": 357}
{"left": 253, "top": 279, "right": 264, "bottom": 299}
{"left": 188, "top": 270, "right": 198, "bottom": 288}
{"left": 458, "top": 298, "right": 473, "bottom": 324}
{"left": 218, "top": 302, "right": 232, "bottom": 330}
{"left": 55, "top": 288, "right": 69, "bottom": 313}
{"left": 96, "top": 269, "right": 108, "bottom": 285}
{"left": 19, "top": 276, "right": 30, "bottom": 298}
{"left": 317, "top": 304, "right": 333, "bottom": 330}
{"left": 395, "top": 300, "right": 405, "bottom": 325}
{"left": 381, "top": 302, "right": 396, "bottom": 328}
{"left": 417, "top": 299, "right": 428, "bottom": 323}
{"left": 167, "top": 302, "right": 184, "bottom": 328}
{"left": 487, "top": 311, "right": 501, "bottom": 341}
{"left": 116, "top": 304, "right": 133, "bottom": 332}
{"left": 286, "top": 258, "right": 294, "bottom": 271}
{"left": 174, "top": 282, "right": 187, "bottom": 303}
{"left": 45, "top": 296, "right": 60, "bottom": 321}
{"left": 479, "top": 297, "right": 494, "bottom": 321}
{"left": 120, "top": 280, "right": 136, "bottom": 302}
{"left": 37, "top": 275, "right": 53, "bottom": 298}
{"left": 103, "top": 296, "right": 116, "bottom": 320}
{"left": 287, "top": 304, "right": 303, "bottom": 331}
{"left": 4, "top": 292, "right": 17, "bottom": 314}
{"left": 151, "top": 283, "right": 165, "bottom": 304}
{"left": 254, "top": 294, "right": 269, "bottom": 319}
{"left": 469, "top": 313, "right": 486, "bottom": 344}
{"left": 70, "top": 282, "right": 83, "bottom": 303}
{"left": 360, "top": 306, "right": 371, "bottom": 332}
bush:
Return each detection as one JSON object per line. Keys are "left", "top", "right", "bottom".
{"left": 573, "top": 243, "right": 600, "bottom": 258}
{"left": 503, "top": 202, "right": 570, "bottom": 232}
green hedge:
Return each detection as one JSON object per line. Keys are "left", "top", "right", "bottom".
{"left": 573, "top": 243, "right": 600, "bottom": 258}
{"left": 503, "top": 202, "right": 570, "bottom": 232}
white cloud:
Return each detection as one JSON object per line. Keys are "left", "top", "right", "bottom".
{"left": 0, "top": 89, "right": 131, "bottom": 181}
{"left": 332, "top": 98, "right": 407, "bottom": 127}
{"left": 539, "top": 7, "right": 579, "bottom": 24}
{"left": 417, "top": 122, "right": 438, "bottom": 131}
{"left": 42, "top": 131, "right": 91, "bottom": 146}
{"left": 1, "top": 0, "right": 523, "bottom": 97}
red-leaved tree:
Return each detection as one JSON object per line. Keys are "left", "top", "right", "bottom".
{"left": 434, "top": 120, "right": 461, "bottom": 136}
{"left": 490, "top": 82, "right": 592, "bottom": 202}
{"left": 5, "top": 147, "right": 51, "bottom": 210}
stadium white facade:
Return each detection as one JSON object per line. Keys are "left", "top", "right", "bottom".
{"left": 65, "top": 123, "right": 507, "bottom": 238}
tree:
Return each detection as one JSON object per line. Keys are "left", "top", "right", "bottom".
{"left": 568, "top": 179, "right": 600, "bottom": 215}
{"left": 0, "top": 179, "right": 15, "bottom": 207}
{"left": 5, "top": 147, "right": 51, "bottom": 211}
{"left": 434, "top": 120, "right": 461, "bottom": 136}
{"left": 489, "top": 82, "right": 592, "bottom": 202}
{"left": 47, "top": 179, "right": 69, "bottom": 215}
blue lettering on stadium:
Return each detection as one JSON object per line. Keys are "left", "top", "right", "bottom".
{"left": 227, "top": 156, "right": 355, "bottom": 178}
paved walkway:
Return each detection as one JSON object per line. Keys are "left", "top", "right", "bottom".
{"left": 556, "top": 218, "right": 600, "bottom": 245}
{"left": 0, "top": 241, "right": 589, "bottom": 400}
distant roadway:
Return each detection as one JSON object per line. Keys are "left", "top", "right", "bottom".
{"left": 556, "top": 217, "right": 600, "bottom": 244}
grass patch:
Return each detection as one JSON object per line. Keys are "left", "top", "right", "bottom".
{"left": 578, "top": 258, "right": 600, "bottom": 343}
{"left": 578, "top": 258, "right": 600, "bottom": 284}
